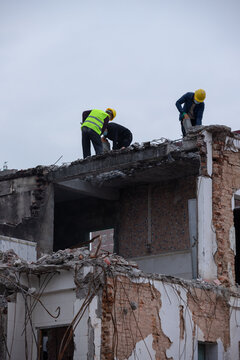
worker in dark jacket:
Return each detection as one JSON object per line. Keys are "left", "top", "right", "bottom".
{"left": 81, "top": 108, "right": 116, "bottom": 158}
{"left": 102, "top": 122, "right": 133, "bottom": 150}
{"left": 176, "top": 89, "right": 206, "bottom": 136}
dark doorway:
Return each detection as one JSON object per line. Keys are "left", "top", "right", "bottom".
{"left": 39, "top": 326, "right": 74, "bottom": 360}
{"left": 234, "top": 208, "right": 240, "bottom": 284}
{"left": 54, "top": 197, "right": 118, "bottom": 252}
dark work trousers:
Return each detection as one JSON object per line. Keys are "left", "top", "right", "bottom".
{"left": 82, "top": 126, "right": 103, "bottom": 158}
{"left": 181, "top": 121, "right": 186, "bottom": 137}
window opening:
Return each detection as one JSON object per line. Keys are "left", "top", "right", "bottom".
{"left": 198, "top": 342, "right": 218, "bottom": 360}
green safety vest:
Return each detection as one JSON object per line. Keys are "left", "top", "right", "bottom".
{"left": 81, "top": 109, "right": 109, "bottom": 135}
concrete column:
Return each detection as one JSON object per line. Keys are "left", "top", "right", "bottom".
{"left": 37, "top": 184, "right": 54, "bottom": 257}
{"left": 197, "top": 131, "right": 217, "bottom": 280}
{"left": 188, "top": 199, "right": 197, "bottom": 279}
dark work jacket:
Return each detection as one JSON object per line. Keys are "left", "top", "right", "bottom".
{"left": 82, "top": 110, "right": 109, "bottom": 134}
{"left": 175, "top": 92, "right": 205, "bottom": 125}
{"left": 105, "top": 123, "right": 132, "bottom": 150}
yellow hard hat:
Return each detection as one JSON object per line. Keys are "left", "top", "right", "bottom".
{"left": 106, "top": 108, "right": 116, "bottom": 120}
{"left": 194, "top": 89, "right": 206, "bottom": 103}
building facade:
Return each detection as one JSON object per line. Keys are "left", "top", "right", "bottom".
{"left": 0, "top": 125, "right": 240, "bottom": 359}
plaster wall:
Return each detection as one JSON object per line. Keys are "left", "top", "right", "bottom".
{"left": 0, "top": 176, "right": 36, "bottom": 225}
{"left": 7, "top": 294, "right": 33, "bottom": 360}
{"left": 0, "top": 175, "right": 54, "bottom": 255}
{"left": 0, "top": 235, "right": 36, "bottom": 262}
{"left": 158, "top": 281, "right": 195, "bottom": 359}
{"left": 7, "top": 268, "right": 101, "bottom": 360}
{"left": 128, "top": 334, "right": 156, "bottom": 359}
{"left": 130, "top": 250, "right": 192, "bottom": 279}
{"left": 197, "top": 176, "right": 217, "bottom": 279}
{"left": 6, "top": 264, "right": 240, "bottom": 360}
{"left": 101, "top": 274, "right": 234, "bottom": 360}
{"left": 197, "top": 131, "right": 218, "bottom": 280}
{"left": 227, "top": 296, "right": 240, "bottom": 359}
{"left": 36, "top": 183, "right": 54, "bottom": 257}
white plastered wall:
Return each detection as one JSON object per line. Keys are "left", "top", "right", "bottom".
{"left": 226, "top": 296, "right": 240, "bottom": 359}
{"left": 121, "top": 277, "right": 196, "bottom": 360}
{"left": 6, "top": 266, "right": 240, "bottom": 360}
{"left": 7, "top": 267, "right": 102, "bottom": 360}
{"left": 125, "top": 276, "right": 237, "bottom": 360}
{"left": 197, "top": 131, "right": 218, "bottom": 280}
{"left": 0, "top": 234, "right": 36, "bottom": 262}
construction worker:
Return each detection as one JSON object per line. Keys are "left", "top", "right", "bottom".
{"left": 102, "top": 122, "right": 133, "bottom": 150}
{"left": 176, "top": 89, "right": 206, "bottom": 136}
{"left": 81, "top": 108, "right": 116, "bottom": 158}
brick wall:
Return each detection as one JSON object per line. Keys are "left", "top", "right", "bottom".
{"left": 100, "top": 275, "right": 230, "bottom": 359}
{"left": 211, "top": 133, "right": 240, "bottom": 285}
{"left": 118, "top": 176, "right": 196, "bottom": 258}
{"left": 101, "top": 276, "right": 172, "bottom": 359}
{"left": 91, "top": 229, "right": 114, "bottom": 253}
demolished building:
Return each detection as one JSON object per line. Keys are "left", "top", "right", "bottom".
{"left": 1, "top": 125, "right": 240, "bottom": 359}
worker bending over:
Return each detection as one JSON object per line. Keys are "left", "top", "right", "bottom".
{"left": 102, "top": 122, "right": 133, "bottom": 150}
{"left": 176, "top": 89, "right": 206, "bottom": 136}
{"left": 81, "top": 108, "right": 116, "bottom": 158}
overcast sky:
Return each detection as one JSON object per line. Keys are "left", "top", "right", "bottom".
{"left": 1, "top": 0, "right": 240, "bottom": 170}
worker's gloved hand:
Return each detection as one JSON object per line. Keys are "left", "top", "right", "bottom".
{"left": 183, "top": 113, "right": 190, "bottom": 120}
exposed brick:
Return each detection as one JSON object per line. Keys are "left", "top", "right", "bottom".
{"left": 118, "top": 176, "right": 196, "bottom": 258}
{"left": 211, "top": 133, "right": 240, "bottom": 286}
{"left": 101, "top": 276, "right": 172, "bottom": 360}
{"left": 92, "top": 228, "right": 114, "bottom": 253}
{"left": 187, "top": 287, "right": 230, "bottom": 350}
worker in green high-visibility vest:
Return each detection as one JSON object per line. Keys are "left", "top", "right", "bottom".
{"left": 81, "top": 108, "right": 116, "bottom": 158}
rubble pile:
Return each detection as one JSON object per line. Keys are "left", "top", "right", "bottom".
{"left": 0, "top": 245, "right": 237, "bottom": 297}
{"left": 0, "top": 246, "right": 142, "bottom": 280}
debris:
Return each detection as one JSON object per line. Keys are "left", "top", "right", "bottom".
{"left": 104, "top": 257, "right": 111, "bottom": 265}
{"left": 28, "top": 287, "right": 36, "bottom": 295}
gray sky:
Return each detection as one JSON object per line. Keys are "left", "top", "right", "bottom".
{"left": 1, "top": 0, "right": 240, "bottom": 170}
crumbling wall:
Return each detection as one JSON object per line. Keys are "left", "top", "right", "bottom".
{"left": 101, "top": 273, "right": 233, "bottom": 360}
{"left": 1, "top": 248, "right": 239, "bottom": 359}
{"left": 101, "top": 276, "right": 172, "bottom": 360}
{"left": 187, "top": 287, "right": 230, "bottom": 349}
{"left": 118, "top": 176, "right": 196, "bottom": 258}
{"left": 211, "top": 132, "right": 240, "bottom": 285}
{"left": 0, "top": 168, "right": 54, "bottom": 256}
{"left": 0, "top": 295, "right": 8, "bottom": 360}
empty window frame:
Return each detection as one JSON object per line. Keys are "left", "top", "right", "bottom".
{"left": 198, "top": 342, "right": 218, "bottom": 360}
